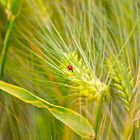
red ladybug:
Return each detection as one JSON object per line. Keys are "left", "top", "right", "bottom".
{"left": 67, "top": 65, "right": 73, "bottom": 71}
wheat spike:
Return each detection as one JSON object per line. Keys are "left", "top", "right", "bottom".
{"left": 105, "top": 57, "right": 133, "bottom": 110}
{"left": 60, "top": 51, "right": 108, "bottom": 105}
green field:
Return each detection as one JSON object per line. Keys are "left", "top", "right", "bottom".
{"left": 0, "top": 0, "right": 140, "bottom": 140}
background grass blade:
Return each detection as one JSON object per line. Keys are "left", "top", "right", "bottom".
{"left": 0, "top": 17, "right": 14, "bottom": 78}
{"left": 0, "top": 80, "right": 95, "bottom": 139}
{"left": 0, "top": 0, "right": 21, "bottom": 78}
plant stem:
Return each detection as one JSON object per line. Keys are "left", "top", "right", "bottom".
{"left": 94, "top": 95, "right": 104, "bottom": 135}
{"left": 0, "top": 15, "right": 15, "bottom": 78}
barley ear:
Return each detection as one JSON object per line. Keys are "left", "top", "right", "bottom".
{"left": 105, "top": 57, "right": 133, "bottom": 111}
{"left": 60, "top": 51, "right": 109, "bottom": 105}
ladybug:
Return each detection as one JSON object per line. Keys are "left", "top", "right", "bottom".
{"left": 67, "top": 65, "right": 73, "bottom": 72}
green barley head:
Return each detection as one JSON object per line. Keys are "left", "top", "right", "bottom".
{"left": 60, "top": 51, "right": 109, "bottom": 105}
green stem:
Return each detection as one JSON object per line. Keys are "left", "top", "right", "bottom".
{"left": 0, "top": 16, "right": 15, "bottom": 78}
{"left": 94, "top": 94, "right": 104, "bottom": 135}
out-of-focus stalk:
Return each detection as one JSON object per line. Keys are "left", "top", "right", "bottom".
{"left": 0, "top": 0, "right": 21, "bottom": 78}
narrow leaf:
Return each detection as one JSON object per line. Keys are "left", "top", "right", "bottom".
{"left": 9, "top": 0, "right": 21, "bottom": 15}
{"left": 0, "top": 80, "right": 95, "bottom": 139}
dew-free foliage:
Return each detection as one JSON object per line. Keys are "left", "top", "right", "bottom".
{"left": 0, "top": 0, "right": 140, "bottom": 140}
{"left": 0, "top": 80, "right": 95, "bottom": 139}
